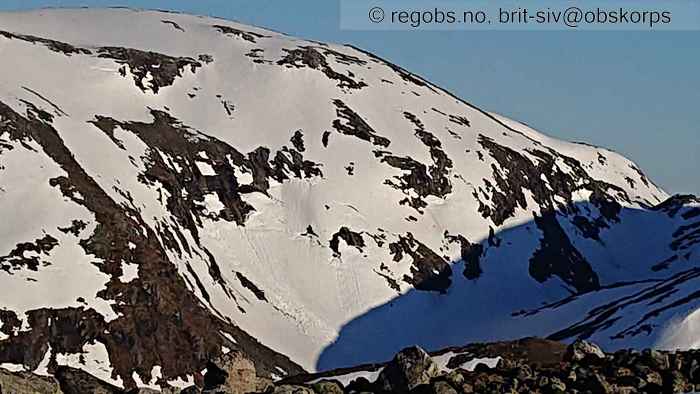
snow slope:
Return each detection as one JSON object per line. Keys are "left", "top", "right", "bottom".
{"left": 0, "top": 8, "right": 697, "bottom": 391}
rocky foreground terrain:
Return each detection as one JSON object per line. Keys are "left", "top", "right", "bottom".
{"left": 4, "top": 337, "right": 700, "bottom": 393}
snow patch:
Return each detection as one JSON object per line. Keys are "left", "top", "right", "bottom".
{"left": 120, "top": 262, "right": 139, "bottom": 283}
{"left": 221, "top": 331, "right": 238, "bottom": 344}
{"left": 133, "top": 365, "right": 162, "bottom": 390}
{"left": 33, "top": 345, "right": 52, "bottom": 376}
{"left": 195, "top": 160, "right": 216, "bottom": 176}
{"left": 1, "top": 363, "right": 25, "bottom": 372}
{"left": 203, "top": 193, "right": 225, "bottom": 213}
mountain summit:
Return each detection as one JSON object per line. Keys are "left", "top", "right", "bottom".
{"left": 0, "top": 8, "right": 698, "bottom": 391}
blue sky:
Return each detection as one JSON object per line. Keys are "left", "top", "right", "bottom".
{"left": 2, "top": 0, "right": 698, "bottom": 195}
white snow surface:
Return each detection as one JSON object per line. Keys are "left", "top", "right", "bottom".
{"left": 0, "top": 7, "right": 695, "bottom": 386}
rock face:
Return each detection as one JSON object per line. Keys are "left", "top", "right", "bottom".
{"left": 0, "top": 7, "right": 698, "bottom": 393}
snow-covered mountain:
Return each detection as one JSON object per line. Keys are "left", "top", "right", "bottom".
{"left": 0, "top": 8, "right": 697, "bottom": 391}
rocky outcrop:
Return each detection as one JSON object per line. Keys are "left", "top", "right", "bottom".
{"left": 272, "top": 338, "right": 700, "bottom": 394}
{"left": 202, "top": 351, "right": 272, "bottom": 394}
{"left": 564, "top": 339, "right": 605, "bottom": 363}
{"left": 377, "top": 346, "right": 440, "bottom": 393}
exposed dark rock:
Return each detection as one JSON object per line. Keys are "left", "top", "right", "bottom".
{"left": 90, "top": 110, "right": 255, "bottom": 228}
{"left": 301, "top": 225, "right": 318, "bottom": 238}
{"left": 571, "top": 215, "right": 608, "bottom": 241}
{"left": 57, "top": 219, "right": 88, "bottom": 237}
{"left": 213, "top": 24, "right": 266, "bottom": 43}
{"left": 278, "top": 47, "right": 366, "bottom": 90}
{"left": 597, "top": 152, "right": 607, "bottom": 165}
{"left": 20, "top": 100, "right": 55, "bottom": 123}
{"left": 487, "top": 227, "right": 501, "bottom": 248}
{"left": 161, "top": 20, "right": 185, "bottom": 32}
{"left": 329, "top": 227, "right": 365, "bottom": 257}
{"left": 671, "top": 220, "right": 700, "bottom": 251}
{"left": 290, "top": 130, "right": 305, "bottom": 152}
{"left": 629, "top": 164, "right": 651, "bottom": 188}
{"left": 97, "top": 47, "right": 203, "bottom": 93}
{"left": 220, "top": 99, "right": 235, "bottom": 117}
{"left": 380, "top": 151, "right": 451, "bottom": 213}
{"left": 0, "top": 310, "right": 22, "bottom": 339}
{"left": 375, "top": 269, "right": 401, "bottom": 292}
{"left": 269, "top": 146, "right": 324, "bottom": 182}
{"left": 652, "top": 255, "right": 680, "bottom": 272}
{"left": 0, "top": 100, "right": 305, "bottom": 389}
{"left": 530, "top": 210, "right": 600, "bottom": 293}
{"left": 0, "top": 30, "right": 92, "bottom": 56}
{"left": 203, "top": 360, "right": 228, "bottom": 390}
{"left": 379, "top": 112, "right": 452, "bottom": 212}
{"left": 236, "top": 272, "right": 268, "bottom": 302}
{"left": 21, "top": 86, "right": 69, "bottom": 118}
{"left": 331, "top": 100, "right": 390, "bottom": 147}
{"left": 477, "top": 135, "right": 627, "bottom": 227}
{"left": 444, "top": 232, "right": 483, "bottom": 280}
{"left": 0, "top": 234, "right": 59, "bottom": 272}
{"left": 345, "top": 162, "right": 354, "bottom": 176}
{"left": 390, "top": 233, "right": 452, "bottom": 293}
{"left": 90, "top": 110, "right": 322, "bottom": 234}
{"left": 448, "top": 114, "right": 470, "bottom": 127}
{"left": 652, "top": 195, "right": 699, "bottom": 218}
{"left": 320, "top": 48, "right": 367, "bottom": 67}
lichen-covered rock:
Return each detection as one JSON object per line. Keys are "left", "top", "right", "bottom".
{"left": 272, "top": 384, "right": 314, "bottom": 394}
{"left": 430, "top": 381, "right": 458, "bottom": 394}
{"left": 642, "top": 349, "right": 670, "bottom": 371}
{"left": 54, "top": 366, "right": 121, "bottom": 394}
{"left": 310, "top": 380, "right": 343, "bottom": 394}
{"left": 377, "top": 346, "right": 439, "bottom": 393}
{"left": 565, "top": 339, "right": 606, "bottom": 364}
{"left": 0, "top": 369, "right": 62, "bottom": 394}
{"left": 203, "top": 352, "right": 272, "bottom": 394}
{"left": 444, "top": 371, "right": 464, "bottom": 388}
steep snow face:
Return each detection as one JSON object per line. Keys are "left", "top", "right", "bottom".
{"left": 0, "top": 7, "right": 695, "bottom": 391}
